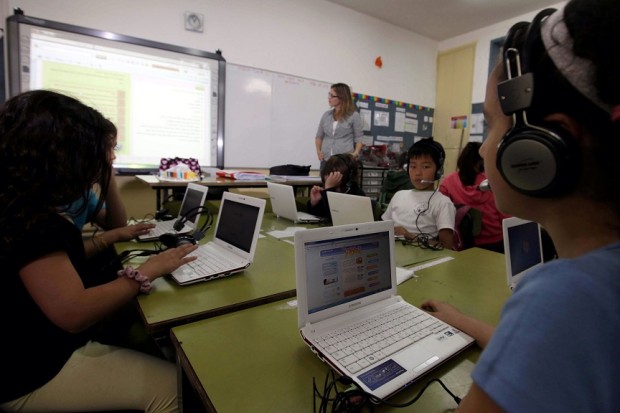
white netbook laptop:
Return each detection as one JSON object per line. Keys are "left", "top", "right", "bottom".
{"left": 295, "top": 221, "right": 473, "bottom": 400}
{"left": 267, "top": 181, "right": 324, "bottom": 223}
{"left": 326, "top": 191, "right": 374, "bottom": 226}
{"left": 170, "top": 192, "right": 266, "bottom": 285}
{"left": 138, "top": 183, "right": 209, "bottom": 242}
{"left": 502, "top": 217, "right": 544, "bottom": 291}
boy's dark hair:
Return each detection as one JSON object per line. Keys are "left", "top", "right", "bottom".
{"left": 407, "top": 137, "right": 446, "bottom": 180}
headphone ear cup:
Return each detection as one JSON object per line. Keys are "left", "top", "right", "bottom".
{"left": 497, "top": 123, "right": 580, "bottom": 197}
{"left": 159, "top": 233, "right": 179, "bottom": 248}
{"left": 159, "top": 233, "right": 197, "bottom": 248}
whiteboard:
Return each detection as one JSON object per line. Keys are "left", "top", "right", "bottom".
{"left": 224, "top": 63, "right": 332, "bottom": 169}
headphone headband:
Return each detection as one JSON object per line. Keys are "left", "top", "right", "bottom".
{"left": 496, "top": 7, "right": 581, "bottom": 198}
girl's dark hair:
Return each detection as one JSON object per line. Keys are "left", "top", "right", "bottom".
{"left": 499, "top": 0, "right": 620, "bottom": 216}
{"left": 0, "top": 90, "right": 117, "bottom": 248}
{"left": 457, "top": 142, "right": 483, "bottom": 186}
{"left": 322, "top": 153, "right": 359, "bottom": 191}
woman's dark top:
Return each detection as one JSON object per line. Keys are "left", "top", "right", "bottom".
{"left": 0, "top": 214, "right": 92, "bottom": 403}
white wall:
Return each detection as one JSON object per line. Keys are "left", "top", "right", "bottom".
{"left": 0, "top": 0, "right": 438, "bottom": 107}
{"left": 439, "top": 1, "right": 566, "bottom": 104}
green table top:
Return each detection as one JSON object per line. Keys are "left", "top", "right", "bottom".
{"left": 122, "top": 214, "right": 454, "bottom": 335}
{"left": 171, "top": 248, "right": 509, "bottom": 412}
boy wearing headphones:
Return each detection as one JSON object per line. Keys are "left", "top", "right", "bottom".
{"left": 382, "top": 138, "right": 455, "bottom": 249}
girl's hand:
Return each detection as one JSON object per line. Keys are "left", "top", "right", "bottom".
{"left": 138, "top": 244, "right": 199, "bottom": 281}
{"left": 324, "top": 171, "right": 343, "bottom": 190}
{"left": 309, "top": 185, "right": 324, "bottom": 206}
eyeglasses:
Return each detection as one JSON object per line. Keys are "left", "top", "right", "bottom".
{"left": 328, "top": 93, "right": 340, "bottom": 99}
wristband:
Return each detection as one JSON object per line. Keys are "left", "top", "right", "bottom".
{"left": 117, "top": 266, "right": 152, "bottom": 294}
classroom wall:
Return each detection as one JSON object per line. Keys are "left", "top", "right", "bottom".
{"left": 438, "top": 1, "right": 567, "bottom": 105}
{"left": 0, "top": 0, "right": 568, "bottom": 218}
{"left": 0, "top": 0, "right": 438, "bottom": 107}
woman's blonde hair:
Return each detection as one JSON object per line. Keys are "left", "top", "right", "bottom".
{"left": 331, "top": 83, "right": 356, "bottom": 120}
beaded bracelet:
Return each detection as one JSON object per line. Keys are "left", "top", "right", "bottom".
{"left": 117, "top": 266, "right": 152, "bottom": 294}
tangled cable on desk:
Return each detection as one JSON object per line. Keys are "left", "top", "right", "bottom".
{"left": 400, "top": 234, "right": 444, "bottom": 251}
{"left": 313, "top": 370, "right": 461, "bottom": 413}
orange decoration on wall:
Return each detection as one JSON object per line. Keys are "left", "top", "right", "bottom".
{"left": 375, "top": 56, "right": 383, "bottom": 69}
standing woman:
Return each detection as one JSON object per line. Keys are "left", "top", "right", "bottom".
{"left": 0, "top": 90, "right": 197, "bottom": 412}
{"left": 315, "top": 83, "right": 364, "bottom": 169}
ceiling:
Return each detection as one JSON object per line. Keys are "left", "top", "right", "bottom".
{"left": 326, "top": 0, "right": 563, "bottom": 41}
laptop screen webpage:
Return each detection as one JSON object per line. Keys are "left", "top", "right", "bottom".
{"left": 304, "top": 230, "right": 392, "bottom": 314}
{"left": 506, "top": 220, "right": 543, "bottom": 281}
{"left": 215, "top": 198, "right": 260, "bottom": 253}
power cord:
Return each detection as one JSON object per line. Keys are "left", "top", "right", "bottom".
{"left": 313, "top": 370, "right": 461, "bottom": 413}
{"left": 401, "top": 187, "right": 444, "bottom": 250}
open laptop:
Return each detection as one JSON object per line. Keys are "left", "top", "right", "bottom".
{"left": 502, "top": 217, "right": 544, "bottom": 291}
{"left": 295, "top": 220, "right": 473, "bottom": 400}
{"left": 267, "top": 181, "right": 324, "bottom": 223}
{"left": 326, "top": 191, "right": 374, "bottom": 226}
{"left": 170, "top": 192, "right": 266, "bottom": 285}
{"left": 138, "top": 183, "right": 209, "bottom": 241}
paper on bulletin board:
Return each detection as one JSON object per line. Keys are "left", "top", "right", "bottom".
{"left": 405, "top": 113, "right": 419, "bottom": 133}
{"left": 360, "top": 108, "right": 372, "bottom": 131}
{"left": 394, "top": 110, "right": 406, "bottom": 132}
{"left": 374, "top": 111, "right": 390, "bottom": 127}
{"left": 470, "top": 113, "right": 484, "bottom": 134}
{"left": 377, "top": 135, "right": 403, "bottom": 142}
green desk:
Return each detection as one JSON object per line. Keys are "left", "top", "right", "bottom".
{"left": 170, "top": 248, "right": 509, "bottom": 412}
{"left": 129, "top": 213, "right": 451, "bottom": 336}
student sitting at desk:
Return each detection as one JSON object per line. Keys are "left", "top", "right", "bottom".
{"left": 64, "top": 120, "right": 155, "bottom": 246}
{"left": 382, "top": 138, "right": 455, "bottom": 249}
{"left": 307, "top": 153, "right": 366, "bottom": 220}
{"left": 439, "top": 142, "right": 509, "bottom": 252}
{"left": 422, "top": 2, "right": 620, "bottom": 411}
{"left": 0, "top": 90, "right": 198, "bottom": 413}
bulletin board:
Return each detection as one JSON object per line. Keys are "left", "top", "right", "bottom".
{"left": 354, "top": 93, "right": 435, "bottom": 155}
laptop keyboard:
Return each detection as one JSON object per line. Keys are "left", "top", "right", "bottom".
{"left": 313, "top": 306, "right": 448, "bottom": 374}
{"left": 141, "top": 221, "right": 191, "bottom": 239}
{"left": 183, "top": 245, "right": 240, "bottom": 277}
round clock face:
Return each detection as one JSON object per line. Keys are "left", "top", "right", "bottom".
{"left": 185, "top": 12, "right": 203, "bottom": 32}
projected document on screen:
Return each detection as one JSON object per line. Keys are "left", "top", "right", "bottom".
{"left": 7, "top": 16, "right": 224, "bottom": 170}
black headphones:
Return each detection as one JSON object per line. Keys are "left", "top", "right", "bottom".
{"left": 408, "top": 138, "right": 445, "bottom": 181}
{"left": 496, "top": 8, "right": 581, "bottom": 197}
{"left": 159, "top": 205, "right": 213, "bottom": 248}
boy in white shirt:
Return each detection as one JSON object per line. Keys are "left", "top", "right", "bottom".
{"left": 382, "top": 138, "right": 455, "bottom": 249}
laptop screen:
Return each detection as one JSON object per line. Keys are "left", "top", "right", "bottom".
{"left": 215, "top": 198, "right": 260, "bottom": 252}
{"left": 506, "top": 220, "right": 543, "bottom": 279}
{"left": 303, "top": 230, "right": 392, "bottom": 314}
{"left": 179, "top": 186, "right": 205, "bottom": 218}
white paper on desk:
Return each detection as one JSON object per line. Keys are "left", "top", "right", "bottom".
{"left": 266, "top": 226, "right": 307, "bottom": 239}
{"left": 136, "top": 174, "right": 160, "bottom": 183}
{"left": 396, "top": 266, "right": 416, "bottom": 285}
